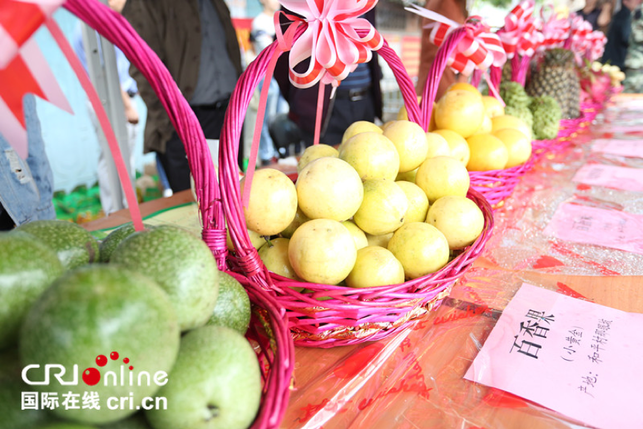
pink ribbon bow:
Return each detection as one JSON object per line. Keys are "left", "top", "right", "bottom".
{"left": 566, "top": 12, "right": 593, "bottom": 62}
{"left": 277, "top": 0, "right": 383, "bottom": 89}
{"left": 586, "top": 30, "right": 607, "bottom": 62}
{"left": 498, "top": 0, "right": 542, "bottom": 58}
{"left": 450, "top": 18, "right": 507, "bottom": 76}
{"left": 406, "top": 5, "right": 506, "bottom": 77}
{"left": 0, "top": 0, "right": 64, "bottom": 68}
{"left": 539, "top": 5, "right": 570, "bottom": 51}
{"left": 0, "top": 0, "right": 71, "bottom": 159}
{"left": 241, "top": 0, "right": 384, "bottom": 209}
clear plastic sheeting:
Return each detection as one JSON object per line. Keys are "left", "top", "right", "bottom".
{"left": 482, "top": 96, "right": 643, "bottom": 276}
{"left": 282, "top": 268, "right": 597, "bottom": 429}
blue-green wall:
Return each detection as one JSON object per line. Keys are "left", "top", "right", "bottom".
{"left": 34, "top": 9, "right": 151, "bottom": 193}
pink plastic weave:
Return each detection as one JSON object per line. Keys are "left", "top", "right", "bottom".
{"left": 468, "top": 156, "right": 536, "bottom": 210}
{"left": 266, "top": 189, "right": 493, "bottom": 347}
{"left": 218, "top": 25, "right": 493, "bottom": 347}
{"left": 543, "top": 104, "right": 598, "bottom": 154}
{"left": 63, "top": 0, "right": 223, "bottom": 259}
{"left": 510, "top": 53, "right": 531, "bottom": 86}
{"left": 229, "top": 272, "right": 295, "bottom": 428}
{"left": 64, "top": 1, "right": 293, "bottom": 427}
{"left": 531, "top": 137, "right": 559, "bottom": 157}
{"left": 580, "top": 101, "right": 601, "bottom": 122}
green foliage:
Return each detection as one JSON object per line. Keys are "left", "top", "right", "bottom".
{"left": 475, "top": 0, "right": 545, "bottom": 9}
{"left": 478, "top": 0, "right": 513, "bottom": 7}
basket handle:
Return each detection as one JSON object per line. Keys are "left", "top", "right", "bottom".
{"left": 64, "top": 0, "right": 228, "bottom": 268}
{"left": 418, "top": 28, "right": 468, "bottom": 130}
{"left": 471, "top": 69, "right": 482, "bottom": 88}
{"left": 511, "top": 53, "right": 531, "bottom": 86}
{"left": 219, "top": 29, "right": 421, "bottom": 289}
{"left": 490, "top": 65, "right": 502, "bottom": 91}
{"left": 468, "top": 65, "right": 503, "bottom": 100}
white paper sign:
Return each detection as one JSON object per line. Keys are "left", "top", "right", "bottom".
{"left": 572, "top": 163, "right": 643, "bottom": 192}
{"left": 465, "top": 284, "right": 643, "bottom": 429}
{"left": 591, "top": 139, "right": 643, "bottom": 158}
{"left": 543, "top": 203, "right": 643, "bottom": 255}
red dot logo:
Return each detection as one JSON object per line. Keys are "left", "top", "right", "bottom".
{"left": 82, "top": 368, "right": 101, "bottom": 386}
{"left": 96, "top": 355, "right": 108, "bottom": 367}
{"left": 83, "top": 350, "right": 131, "bottom": 384}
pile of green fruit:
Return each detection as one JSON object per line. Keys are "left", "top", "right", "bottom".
{"left": 499, "top": 81, "right": 562, "bottom": 140}
{"left": 0, "top": 220, "right": 260, "bottom": 429}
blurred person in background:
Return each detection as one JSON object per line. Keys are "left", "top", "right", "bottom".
{"left": 416, "top": 0, "right": 467, "bottom": 100}
{"left": 275, "top": 8, "right": 382, "bottom": 147}
{"left": 72, "top": 0, "right": 140, "bottom": 215}
{"left": 624, "top": 1, "right": 643, "bottom": 92}
{"left": 577, "top": 0, "right": 613, "bottom": 32}
{"left": 0, "top": 95, "right": 56, "bottom": 230}
{"left": 251, "top": 0, "right": 288, "bottom": 165}
{"left": 602, "top": 0, "right": 642, "bottom": 70}
{"left": 123, "top": 0, "right": 242, "bottom": 192}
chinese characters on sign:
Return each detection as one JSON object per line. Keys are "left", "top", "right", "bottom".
{"left": 510, "top": 310, "right": 555, "bottom": 359}
{"left": 588, "top": 318, "right": 612, "bottom": 365}
{"left": 578, "top": 372, "right": 598, "bottom": 398}
{"left": 591, "top": 138, "right": 643, "bottom": 158}
{"left": 572, "top": 164, "right": 643, "bottom": 193}
{"left": 543, "top": 203, "right": 643, "bottom": 256}
{"left": 559, "top": 318, "right": 612, "bottom": 398}
{"left": 571, "top": 215, "right": 592, "bottom": 232}
{"left": 561, "top": 327, "right": 583, "bottom": 362}
{"left": 465, "top": 283, "right": 643, "bottom": 429}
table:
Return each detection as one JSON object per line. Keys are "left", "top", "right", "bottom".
{"left": 83, "top": 190, "right": 196, "bottom": 232}
{"left": 283, "top": 270, "right": 642, "bottom": 429}
{"left": 82, "top": 96, "right": 643, "bottom": 428}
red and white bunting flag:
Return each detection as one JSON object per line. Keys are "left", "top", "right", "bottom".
{"left": 0, "top": 0, "right": 72, "bottom": 159}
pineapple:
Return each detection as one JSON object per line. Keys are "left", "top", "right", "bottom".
{"left": 526, "top": 49, "right": 580, "bottom": 119}
{"left": 502, "top": 61, "right": 512, "bottom": 83}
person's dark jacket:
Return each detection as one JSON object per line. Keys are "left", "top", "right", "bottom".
{"left": 274, "top": 8, "right": 382, "bottom": 137}
{"left": 122, "top": 0, "right": 242, "bottom": 154}
{"left": 602, "top": 7, "right": 633, "bottom": 70}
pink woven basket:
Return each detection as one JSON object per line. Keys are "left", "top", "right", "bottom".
{"left": 228, "top": 272, "right": 295, "bottom": 428}
{"left": 265, "top": 189, "right": 492, "bottom": 347}
{"left": 531, "top": 136, "right": 558, "bottom": 158}
{"left": 64, "top": 0, "right": 293, "bottom": 426}
{"left": 218, "top": 24, "right": 493, "bottom": 347}
{"left": 417, "top": 26, "right": 537, "bottom": 211}
{"left": 468, "top": 157, "right": 536, "bottom": 209}
{"left": 580, "top": 101, "right": 601, "bottom": 123}
{"left": 530, "top": 123, "right": 577, "bottom": 156}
